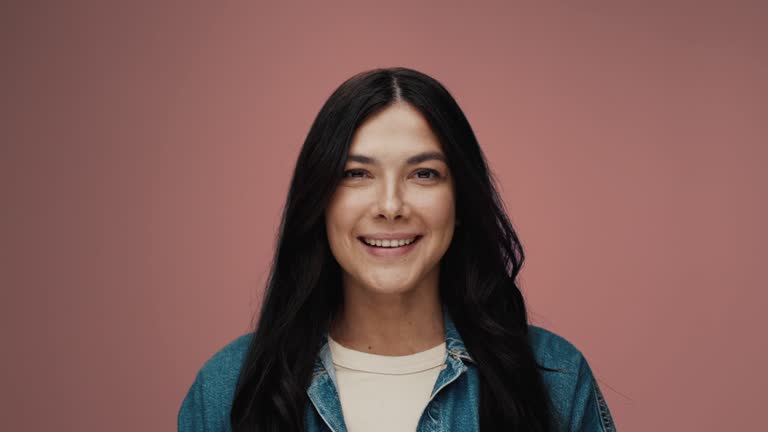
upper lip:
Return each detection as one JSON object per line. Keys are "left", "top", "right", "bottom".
{"left": 358, "top": 233, "right": 422, "bottom": 240}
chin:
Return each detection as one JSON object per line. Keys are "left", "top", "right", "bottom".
{"left": 368, "top": 284, "right": 415, "bottom": 296}
{"left": 358, "top": 274, "right": 417, "bottom": 296}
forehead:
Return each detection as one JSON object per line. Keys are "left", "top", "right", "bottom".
{"left": 349, "top": 103, "right": 443, "bottom": 155}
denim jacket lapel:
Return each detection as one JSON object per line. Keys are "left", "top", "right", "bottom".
{"left": 307, "top": 332, "right": 348, "bottom": 432}
{"left": 431, "top": 307, "right": 473, "bottom": 397}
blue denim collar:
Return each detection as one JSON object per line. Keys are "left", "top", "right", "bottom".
{"left": 442, "top": 307, "right": 474, "bottom": 364}
{"left": 307, "top": 305, "right": 473, "bottom": 431}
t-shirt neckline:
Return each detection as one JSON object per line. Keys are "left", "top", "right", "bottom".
{"left": 328, "top": 335, "right": 447, "bottom": 375}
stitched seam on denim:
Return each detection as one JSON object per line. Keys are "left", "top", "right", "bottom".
{"left": 311, "top": 395, "right": 341, "bottom": 432}
{"left": 592, "top": 379, "right": 614, "bottom": 432}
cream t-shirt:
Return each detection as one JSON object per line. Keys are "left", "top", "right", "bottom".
{"left": 327, "top": 335, "right": 447, "bottom": 432}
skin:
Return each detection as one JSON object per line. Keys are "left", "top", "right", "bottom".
{"left": 324, "top": 102, "right": 456, "bottom": 356}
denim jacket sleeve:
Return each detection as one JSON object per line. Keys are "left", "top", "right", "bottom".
{"left": 529, "top": 326, "right": 616, "bottom": 431}
{"left": 178, "top": 371, "right": 207, "bottom": 432}
{"left": 569, "top": 353, "right": 615, "bottom": 431}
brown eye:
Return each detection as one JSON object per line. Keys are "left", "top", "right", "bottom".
{"left": 415, "top": 169, "right": 440, "bottom": 180}
{"left": 343, "top": 169, "right": 368, "bottom": 179}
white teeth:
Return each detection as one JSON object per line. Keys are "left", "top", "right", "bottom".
{"left": 362, "top": 237, "right": 417, "bottom": 248}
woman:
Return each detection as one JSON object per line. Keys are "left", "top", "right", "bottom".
{"left": 178, "top": 67, "right": 616, "bottom": 431}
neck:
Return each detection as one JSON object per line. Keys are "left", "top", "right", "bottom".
{"left": 329, "top": 281, "right": 444, "bottom": 356}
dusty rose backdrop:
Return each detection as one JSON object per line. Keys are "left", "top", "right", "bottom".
{"left": 2, "top": 1, "right": 766, "bottom": 430}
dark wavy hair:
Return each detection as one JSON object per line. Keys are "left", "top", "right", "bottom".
{"left": 230, "top": 67, "right": 554, "bottom": 431}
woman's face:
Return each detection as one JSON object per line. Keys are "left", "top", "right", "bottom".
{"left": 325, "top": 102, "right": 456, "bottom": 298}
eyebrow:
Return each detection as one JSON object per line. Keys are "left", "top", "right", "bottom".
{"left": 346, "top": 151, "right": 447, "bottom": 165}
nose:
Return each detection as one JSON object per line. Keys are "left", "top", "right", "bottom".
{"left": 376, "top": 177, "right": 407, "bottom": 221}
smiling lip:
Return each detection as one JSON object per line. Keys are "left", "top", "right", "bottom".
{"left": 358, "top": 235, "right": 422, "bottom": 258}
{"left": 358, "top": 232, "right": 422, "bottom": 240}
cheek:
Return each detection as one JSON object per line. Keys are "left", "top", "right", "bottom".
{"left": 325, "top": 194, "right": 362, "bottom": 248}
{"left": 416, "top": 190, "right": 455, "bottom": 227}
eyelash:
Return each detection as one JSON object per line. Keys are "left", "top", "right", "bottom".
{"left": 342, "top": 168, "right": 441, "bottom": 180}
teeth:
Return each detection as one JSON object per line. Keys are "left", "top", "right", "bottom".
{"left": 362, "top": 237, "right": 417, "bottom": 248}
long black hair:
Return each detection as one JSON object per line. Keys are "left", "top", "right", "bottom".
{"left": 230, "top": 67, "right": 554, "bottom": 431}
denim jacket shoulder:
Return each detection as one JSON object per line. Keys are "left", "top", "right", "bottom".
{"left": 178, "top": 332, "right": 253, "bottom": 432}
{"left": 178, "top": 322, "right": 615, "bottom": 431}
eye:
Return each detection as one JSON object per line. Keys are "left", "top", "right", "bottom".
{"left": 342, "top": 169, "right": 369, "bottom": 179}
{"left": 414, "top": 169, "right": 441, "bottom": 180}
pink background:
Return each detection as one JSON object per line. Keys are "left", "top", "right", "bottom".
{"left": 2, "top": 1, "right": 766, "bottom": 430}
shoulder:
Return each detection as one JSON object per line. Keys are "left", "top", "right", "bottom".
{"left": 527, "top": 325, "right": 585, "bottom": 372}
{"left": 178, "top": 333, "right": 254, "bottom": 432}
{"left": 526, "top": 325, "right": 617, "bottom": 431}
{"left": 197, "top": 332, "right": 254, "bottom": 386}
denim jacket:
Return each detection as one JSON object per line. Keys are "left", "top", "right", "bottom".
{"left": 179, "top": 310, "right": 616, "bottom": 431}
